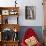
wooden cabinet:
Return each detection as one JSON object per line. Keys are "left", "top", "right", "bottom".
{"left": 0, "top": 7, "right": 20, "bottom": 46}
{"left": 2, "top": 41, "right": 19, "bottom": 46}
{"left": 0, "top": 41, "right": 19, "bottom": 46}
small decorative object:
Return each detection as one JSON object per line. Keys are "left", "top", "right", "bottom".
{"left": 13, "top": 29, "right": 18, "bottom": 40}
{"left": 9, "top": 10, "right": 18, "bottom": 15}
{"left": 2, "top": 16, "right": 8, "bottom": 24}
{"left": 2, "top": 28, "right": 13, "bottom": 41}
{"left": 25, "top": 6, "right": 36, "bottom": 20}
{"left": 10, "top": 10, "right": 14, "bottom": 15}
{"left": 15, "top": 0, "right": 17, "bottom": 7}
{"left": 5, "top": 18, "right": 8, "bottom": 24}
{"left": 2, "top": 10, "right": 9, "bottom": 15}
{"left": 14, "top": 28, "right": 17, "bottom": 32}
{"left": 14, "top": 32, "right": 18, "bottom": 40}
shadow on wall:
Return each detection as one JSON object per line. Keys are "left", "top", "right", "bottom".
{"left": 18, "top": 26, "right": 44, "bottom": 44}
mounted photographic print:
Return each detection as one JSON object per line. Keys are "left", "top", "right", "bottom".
{"left": 25, "top": 6, "right": 36, "bottom": 19}
{"left": 2, "top": 10, "right": 9, "bottom": 15}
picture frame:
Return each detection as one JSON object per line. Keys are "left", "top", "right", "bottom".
{"left": 2, "top": 10, "right": 9, "bottom": 15}
{"left": 25, "top": 6, "right": 36, "bottom": 20}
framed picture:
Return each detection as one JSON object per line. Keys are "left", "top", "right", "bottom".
{"left": 25, "top": 6, "right": 36, "bottom": 19}
{"left": 2, "top": 10, "right": 9, "bottom": 15}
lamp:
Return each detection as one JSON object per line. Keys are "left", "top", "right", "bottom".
{"left": 15, "top": 0, "right": 17, "bottom": 7}
{"left": 14, "top": 28, "right": 17, "bottom": 32}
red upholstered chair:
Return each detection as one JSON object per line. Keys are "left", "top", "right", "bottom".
{"left": 21, "top": 28, "right": 41, "bottom": 46}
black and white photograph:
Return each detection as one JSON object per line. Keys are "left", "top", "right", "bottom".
{"left": 25, "top": 6, "right": 36, "bottom": 19}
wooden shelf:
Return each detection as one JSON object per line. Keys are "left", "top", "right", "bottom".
{"left": 0, "top": 7, "right": 20, "bottom": 31}
{"left": 0, "top": 7, "right": 20, "bottom": 46}
{"left": 0, "top": 7, "right": 19, "bottom": 15}
{"left": 0, "top": 40, "right": 19, "bottom": 46}
{"left": 0, "top": 7, "right": 20, "bottom": 32}
{"left": 0, "top": 24, "right": 20, "bottom": 32}
{"left": 0, "top": 7, "right": 19, "bottom": 10}
{"left": 2, "top": 40, "right": 19, "bottom": 42}
{"left": 0, "top": 7, "right": 19, "bottom": 24}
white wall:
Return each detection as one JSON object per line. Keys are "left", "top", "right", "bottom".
{"left": 0, "top": 0, "right": 44, "bottom": 26}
